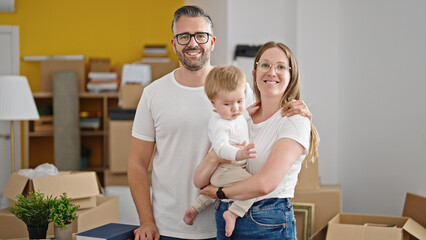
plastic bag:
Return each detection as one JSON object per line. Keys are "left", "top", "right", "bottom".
{"left": 18, "top": 163, "right": 59, "bottom": 179}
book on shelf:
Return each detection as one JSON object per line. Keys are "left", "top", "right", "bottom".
{"left": 121, "top": 64, "right": 151, "bottom": 85}
{"left": 141, "top": 56, "right": 170, "bottom": 63}
{"left": 76, "top": 223, "right": 138, "bottom": 240}
{"left": 88, "top": 72, "right": 118, "bottom": 81}
{"left": 87, "top": 80, "right": 119, "bottom": 92}
{"left": 143, "top": 44, "right": 167, "bottom": 55}
{"left": 23, "top": 55, "right": 85, "bottom": 61}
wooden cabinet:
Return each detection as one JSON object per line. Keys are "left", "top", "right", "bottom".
{"left": 24, "top": 92, "right": 119, "bottom": 184}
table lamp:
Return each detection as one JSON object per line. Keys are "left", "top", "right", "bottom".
{"left": 0, "top": 75, "right": 39, "bottom": 173}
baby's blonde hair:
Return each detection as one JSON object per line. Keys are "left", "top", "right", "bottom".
{"left": 204, "top": 65, "right": 246, "bottom": 100}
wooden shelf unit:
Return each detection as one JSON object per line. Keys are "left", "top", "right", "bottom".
{"left": 24, "top": 92, "right": 119, "bottom": 181}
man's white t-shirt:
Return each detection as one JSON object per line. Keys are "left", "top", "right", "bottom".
{"left": 132, "top": 69, "right": 254, "bottom": 239}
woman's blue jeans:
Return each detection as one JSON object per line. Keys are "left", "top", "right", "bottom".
{"left": 215, "top": 198, "right": 297, "bottom": 240}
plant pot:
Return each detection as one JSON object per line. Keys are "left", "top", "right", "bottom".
{"left": 54, "top": 222, "right": 73, "bottom": 240}
{"left": 27, "top": 225, "right": 48, "bottom": 239}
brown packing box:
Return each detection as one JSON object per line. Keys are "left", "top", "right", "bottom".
{"left": 89, "top": 58, "right": 110, "bottom": 72}
{"left": 310, "top": 192, "right": 426, "bottom": 240}
{"left": 145, "top": 61, "right": 177, "bottom": 81}
{"left": 104, "top": 160, "right": 153, "bottom": 187}
{"left": 325, "top": 213, "right": 426, "bottom": 240}
{"left": 133, "top": 61, "right": 177, "bottom": 82}
{"left": 296, "top": 159, "right": 320, "bottom": 191}
{"left": 293, "top": 185, "right": 342, "bottom": 234}
{"left": 105, "top": 145, "right": 154, "bottom": 186}
{"left": 104, "top": 169, "right": 128, "bottom": 186}
{"left": 3, "top": 171, "right": 102, "bottom": 210}
{"left": 120, "top": 83, "right": 144, "bottom": 109}
{"left": 0, "top": 195, "right": 119, "bottom": 239}
{"left": 402, "top": 192, "right": 426, "bottom": 227}
{"left": 41, "top": 60, "right": 86, "bottom": 92}
{"left": 109, "top": 120, "right": 133, "bottom": 173}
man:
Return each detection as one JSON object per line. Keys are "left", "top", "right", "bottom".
{"left": 128, "top": 5, "right": 311, "bottom": 240}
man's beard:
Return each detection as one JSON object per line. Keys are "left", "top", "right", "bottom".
{"left": 177, "top": 47, "right": 210, "bottom": 71}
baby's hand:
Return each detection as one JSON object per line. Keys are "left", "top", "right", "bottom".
{"left": 247, "top": 101, "right": 260, "bottom": 116}
{"left": 236, "top": 142, "right": 256, "bottom": 161}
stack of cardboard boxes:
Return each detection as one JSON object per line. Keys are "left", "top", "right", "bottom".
{"left": 293, "top": 160, "right": 342, "bottom": 240}
{"left": 105, "top": 61, "right": 176, "bottom": 186}
{"left": 0, "top": 171, "right": 119, "bottom": 239}
{"left": 311, "top": 192, "right": 426, "bottom": 240}
{"left": 293, "top": 160, "right": 426, "bottom": 240}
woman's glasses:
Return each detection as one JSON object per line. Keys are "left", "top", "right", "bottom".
{"left": 256, "top": 60, "right": 291, "bottom": 74}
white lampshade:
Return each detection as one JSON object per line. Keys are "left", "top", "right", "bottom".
{"left": 0, "top": 75, "right": 40, "bottom": 120}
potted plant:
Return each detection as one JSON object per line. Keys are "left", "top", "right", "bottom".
{"left": 8, "top": 191, "right": 54, "bottom": 239}
{"left": 49, "top": 192, "right": 79, "bottom": 240}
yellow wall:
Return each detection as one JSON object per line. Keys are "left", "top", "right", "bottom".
{"left": 0, "top": 0, "right": 183, "bottom": 91}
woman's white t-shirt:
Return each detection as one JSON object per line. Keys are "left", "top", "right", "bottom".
{"left": 246, "top": 110, "right": 311, "bottom": 200}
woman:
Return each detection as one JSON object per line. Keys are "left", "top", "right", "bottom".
{"left": 195, "top": 41, "right": 319, "bottom": 239}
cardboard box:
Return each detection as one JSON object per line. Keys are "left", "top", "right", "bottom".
{"left": 105, "top": 145, "right": 154, "bottom": 186}
{"left": 325, "top": 213, "right": 425, "bottom": 240}
{"left": 89, "top": 58, "right": 110, "bottom": 72}
{"left": 147, "top": 62, "right": 177, "bottom": 81}
{"left": 120, "top": 83, "right": 144, "bottom": 109}
{"left": 71, "top": 196, "right": 119, "bottom": 233}
{"left": 41, "top": 60, "right": 86, "bottom": 92}
{"left": 0, "top": 195, "right": 119, "bottom": 239}
{"left": 402, "top": 192, "right": 426, "bottom": 227}
{"left": 296, "top": 159, "right": 320, "bottom": 191}
{"left": 310, "top": 192, "right": 426, "bottom": 240}
{"left": 293, "top": 185, "right": 342, "bottom": 234}
{"left": 134, "top": 61, "right": 177, "bottom": 82}
{"left": 104, "top": 169, "right": 128, "bottom": 186}
{"left": 109, "top": 120, "right": 133, "bottom": 173}
{"left": 104, "top": 158, "right": 153, "bottom": 187}
{"left": 3, "top": 171, "right": 102, "bottom": 210}
{"left": 33, "top": 115, "right": 54, "bottom": 132}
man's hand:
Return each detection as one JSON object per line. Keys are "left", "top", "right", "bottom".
{"left": 282, "top": 100, "right": 312, "bottom": 121}
{"left": 133, "top": 223, "right": 160, "bottom": 240}
{"left": 200, "top": 184, "right": 219, "bottom": 199}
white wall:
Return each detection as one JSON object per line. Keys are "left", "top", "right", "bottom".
{"left": 296, "top": 0, "right": 339, "bottom": 186}
{"left": 184, "top": 0, "right": 228, "bottom": 66}
{"left": 186, "top": 0, "right": 426, "bottom": 216}
{"left": 335, "top": 0, "right": 426, "bottom": 215}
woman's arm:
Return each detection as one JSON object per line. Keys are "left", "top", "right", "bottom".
{"left": 200, "top": 138, "right": 304, "bottom": 200}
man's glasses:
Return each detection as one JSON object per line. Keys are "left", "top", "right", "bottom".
{"left": 256, "top": 60, "right": 291, "bottom": 75}
{"left": 174, "top": 32, "right": 212, "bottom": 45}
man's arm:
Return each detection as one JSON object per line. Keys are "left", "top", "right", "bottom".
{"left": 282, "top": 100, "right": 312, "bottom": 120}
{"left": 128, "top": 137, "right": 159, "bottom": 240}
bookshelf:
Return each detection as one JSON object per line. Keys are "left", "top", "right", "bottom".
{"left": 24, "top": 92, "right": 119, "bottom": 184}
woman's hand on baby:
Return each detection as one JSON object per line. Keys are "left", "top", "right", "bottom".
{"left": 282, "top": 99, "right": 312, "bottom": 121}
{"left": 200, "top": 184, "right": 219, "bottom": 199}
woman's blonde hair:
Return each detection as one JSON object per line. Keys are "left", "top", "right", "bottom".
{"left": 253, "top": 41, "right": 319, "bottom": 163}
{"left": 204, "top": 65, "right": 246, "bottom": 100}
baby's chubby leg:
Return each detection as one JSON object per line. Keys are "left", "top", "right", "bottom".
{"left": 223, "top": 210, "right": 238, "bottom": 237}
{"left": 183, "top": 206, "right": 199, "bottom": 225}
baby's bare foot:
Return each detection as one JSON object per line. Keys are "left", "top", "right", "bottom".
{"left": 183, "top": 206, "right": 199, "bottom": 225}
{"left": 223, "top": 210, "right": 238, "bottom": 237}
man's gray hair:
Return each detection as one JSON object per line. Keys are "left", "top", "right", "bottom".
{"left": 172, "top": 5, "right": 213, "bottom": 35}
